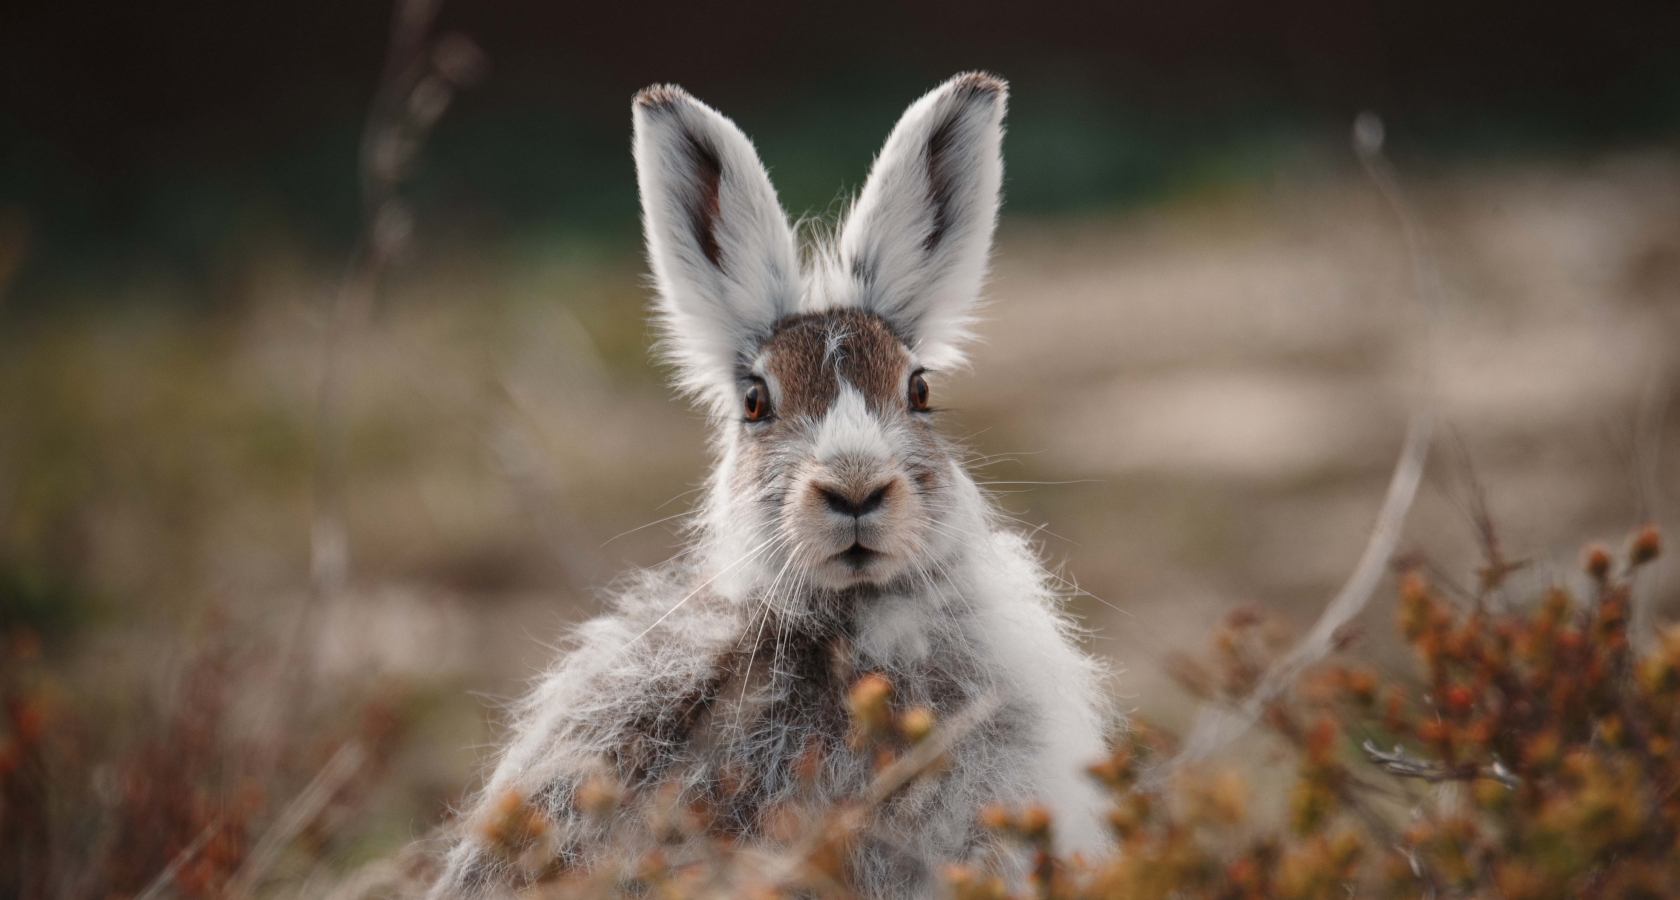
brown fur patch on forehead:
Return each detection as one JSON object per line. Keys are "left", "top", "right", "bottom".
{"left": 758, "top": 308, "right": 912, "bottom": 419}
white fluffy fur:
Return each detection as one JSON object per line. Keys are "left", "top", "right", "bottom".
{"left": 431, "top": 74, "right": 1112, "bottom": 900}
{"left": 812, "top": 385, "right": 894, "bottom": 462}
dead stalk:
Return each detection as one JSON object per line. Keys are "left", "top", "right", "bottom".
{"left": 1165, "top": 114, "right": 1442, "bottom": 776}
{"left": 271, "top": 0, "right": 482, "bottom": 738}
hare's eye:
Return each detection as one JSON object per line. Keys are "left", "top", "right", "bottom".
{"left": 744, "top": 379, "right": 772, "bottom": 421}
{"left": 908, "top": 371, "right": 930, "bottom": 412}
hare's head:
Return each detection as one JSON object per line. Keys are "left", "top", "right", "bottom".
{"left": 634, "top": 74, "right": 1005, "bottom": 596}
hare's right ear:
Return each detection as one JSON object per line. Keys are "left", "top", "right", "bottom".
{"left": 831, "top": 73, "right": 1006, "bottom": 370}
{"left": 634, "top": 85, "right": 799, "bottom": 413}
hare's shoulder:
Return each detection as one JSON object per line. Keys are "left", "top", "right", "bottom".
{"left": 479, "top": 563, "right": 746, "bottom": 800}
{"left": 529, "top": 561, "right": 746, "bottom": 711}
{"left": 603, "top": 561, "right": 748, "bottom": 644}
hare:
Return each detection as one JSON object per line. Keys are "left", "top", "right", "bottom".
{"left": 432, "top": 72, "right": 1113, "bottom": 898}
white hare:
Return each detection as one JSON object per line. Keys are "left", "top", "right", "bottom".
{"left": 433, "top": 72, "right": 1113, "bottom": 898}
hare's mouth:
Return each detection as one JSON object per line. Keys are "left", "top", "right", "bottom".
{"left": 835, "top": 542, "right": 882, "bottom": 567}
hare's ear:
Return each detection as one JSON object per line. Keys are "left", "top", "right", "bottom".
{"left": 833, "top": 73, "right": 1006, "bottom": 368}
{"left": 634, "top": 85, "right": 799, "bottom": 411}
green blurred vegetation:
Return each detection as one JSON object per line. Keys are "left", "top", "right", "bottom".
{"left": 7, "top": 65, "right": 1680, "bottom": 317}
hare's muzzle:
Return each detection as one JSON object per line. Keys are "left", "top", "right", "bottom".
{"left": 784, "top": 454, "right": 920, "bottom": 586}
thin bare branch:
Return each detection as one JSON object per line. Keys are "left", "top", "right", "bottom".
{"left": 1169, "top": 411, "right": 1433, "bottom": 772}
{"left": 133, "top": 816, "right": 223, "bottom": 900}
{"left": 230, "top": 742, "right": 367, "bottom": 900}
{"left": 864, "top": 691, "right": 1005, "bottom": 807}
{"left": 1363, "top": 740, "right": 1518, "bottom": 789}
{"left": 770, "top": 691, "right": 1004, "bottom": 888}
{"left": 268, "top": 0, "right": 482, "bottom": 747}
{"left": 1162, "top": 114, "right": 1442, "bottom": 775}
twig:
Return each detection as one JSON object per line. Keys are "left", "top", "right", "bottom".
{"left": 1162, "top": 114, "right": 1441, "bottom": 776}
{"left": 1167, "top": 411, "right": 1433, "bottom": 773}
{"left": 863, "top": 691, "right": 1004, "bottom": 806}
{"left": 316, "top": 859, "right": 409, "bottom": 900}
{"left": 230, "top": 742, "right": 368, "bottom": 899}
{"left": 1362, "top": 740, "right": 1518, "bottom": 789}
{"left": 270, "top": 0, "right": 483, "bottom": 742}
{"left": 1628, "top": 374, "right": 1670, "bottom": 648}
{"left": 1435, "top": 429, "right": 1527, "bottom": 606}
{"left": 132, "top": 816, "right": 223, "bottom": 900}
{"left": 1351, "top": 113, "right": 1444, "bottom": 321}
{"left": 772, "top": 691, "right": 1005, "bottom": 887}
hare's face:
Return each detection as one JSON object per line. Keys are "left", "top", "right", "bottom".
{"left": 735, "top": 308, "right": 951, "bottom": 588}
{"left": 632, "top": 73, "right": 1007, "bottom": 594}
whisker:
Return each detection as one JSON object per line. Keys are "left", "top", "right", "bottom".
{"left": 973, "top": 479, "right": 1102, "bottom": 487}
{"left": 613, "top": 535, "right": 780, "bottom": 657}
{"left": 1042, "top": 568, "right": 1134, "bottom": 620}
{"left": 601, "top": 509, "right": 697, "bottom": 547}
{"left": 739, "top": 541, "right": 802, "bottom": 714}
{"left": 653, "top": 484, "right": 707, "bottom": 512}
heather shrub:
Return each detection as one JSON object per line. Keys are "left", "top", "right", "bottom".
{"left": 0, "top": 506, "right": 1671, "bottom": 900}
{"left": 406, "top": 524, "right": 1673, "bottom": 900}
{"left": 0, "top": 620, "right": 415, "bottom": 900}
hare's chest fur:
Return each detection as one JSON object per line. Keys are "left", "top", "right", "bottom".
{"left": 440, "top": 534, "right": 1105, "bottom": 896}
{"left": 621, "top": 581, "right": 1020, "bottom": 831}
{"left": 555, "top": 564, "right": 1055, "bottom": 889}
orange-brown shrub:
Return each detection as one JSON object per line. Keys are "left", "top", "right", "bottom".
{"left": 1, "top": 525, "right": 1672, "bottom": 900}
{"left": 465, "top": 525, "right": 1674, "bottom": 900}
{"left": 0, "top": 619, "right": 412, "bottom": 900}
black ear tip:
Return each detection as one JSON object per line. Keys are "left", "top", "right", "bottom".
{"left": 948, "top": 71, "right": 1008, "bottom": 101}
{"left": 634, "top": 84, "right": 693, "bottom": 113}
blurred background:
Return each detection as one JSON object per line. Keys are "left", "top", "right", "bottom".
{"left": 3, "top": 0, "right": 1680, "bottom": 882}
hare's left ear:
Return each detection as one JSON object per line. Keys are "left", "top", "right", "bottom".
{"left": 833, "top": 73, "right": 1007, "bottom": 368}
{"left": 634, "top": 85, "right": 800, "bottom": 413}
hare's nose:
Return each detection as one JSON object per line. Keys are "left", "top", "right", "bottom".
{"left": 819, "top": 483, "right": 890, "bottom": 519}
